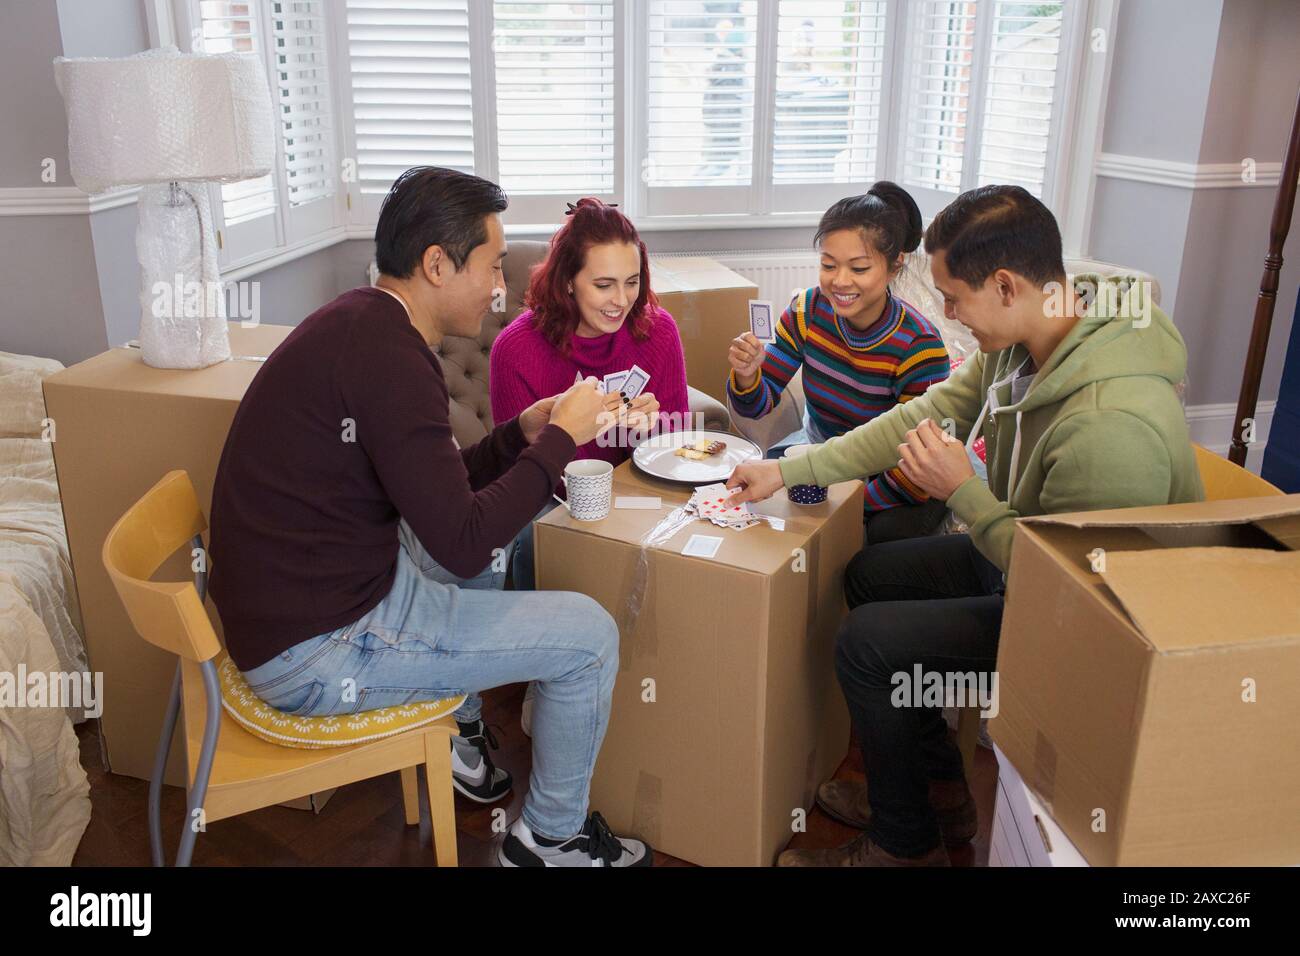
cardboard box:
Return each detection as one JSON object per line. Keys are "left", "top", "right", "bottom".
{"left": 649, "top": 257, "right": 757, "bottom": 407}
{"left": 991, "top": 495, "right": 1300, "bottom": 866}
{"left": 43, "top": 324, "right": 293, "bottom": 787}
{"left": 535, "top": 461, "right": 862, "bottom": 866}
{"left": 990, "top": 744, "right": 1087, "bottom": 867}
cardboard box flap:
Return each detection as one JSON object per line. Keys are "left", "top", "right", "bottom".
{"left": 1099, "top": 547, "right": 1300, "bottom": 650}
{"left": 1021, "top": 494, "right": 1300, "bottom": 530}
{"left": 650, "top": 257, "right": 755, "bottom": 294}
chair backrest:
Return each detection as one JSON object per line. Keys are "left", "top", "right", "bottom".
{"left": 1193, "top": 443, "right": 1284, "bottom": 500}
{"left": 102, "top": 469, "right": 222, "bottom": 663}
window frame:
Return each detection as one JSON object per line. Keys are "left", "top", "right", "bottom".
{"left": 167, "top": 0, "right": 347, "bottom": 272}
{"left": 151, "top": 0, "right": 1116, "bottom": 275}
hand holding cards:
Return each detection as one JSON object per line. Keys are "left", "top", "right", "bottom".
{"left": 728, "top": 308, "right": 769, "bottom": 389}
{"left": 686, "top": 482, "right": 760, "bottom": 531}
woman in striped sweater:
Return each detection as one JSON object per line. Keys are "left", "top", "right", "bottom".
{"left": 728, "top": 183, "right": 952, "bottom": 543}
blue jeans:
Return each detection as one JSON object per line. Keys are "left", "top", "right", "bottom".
{"left": 510, "top": 499, "right": 562, "bottom": 591}
{"left": 240, "top": 518, "right": 621, "bottom": 840}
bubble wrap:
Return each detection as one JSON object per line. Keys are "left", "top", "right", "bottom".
{"left": 53, "top": 46, "right": 273, "bottom": 194}
{"left": 137, "top": 182, "right": 231, "bottom": 369}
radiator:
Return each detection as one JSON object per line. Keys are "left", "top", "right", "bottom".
{"left": 653, "top": 249, "right": 816, "bottom": 308}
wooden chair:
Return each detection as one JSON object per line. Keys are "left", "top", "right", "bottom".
{"left": 101, "top": 469, "right": 462, "bottom": 866}
{"left": 953, "top": 442, "right": 1283, "bottom": 777}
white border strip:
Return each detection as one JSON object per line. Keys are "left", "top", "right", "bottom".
{"left": 0, "top": 186, "right": 141, "bottom": 216}
{"left": 1096, "top": 153, "right": 1284, "bottom": 190}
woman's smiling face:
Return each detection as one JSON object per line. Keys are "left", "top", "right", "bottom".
{"left": 572, "top": 242, "right": 642, "bottom": 338}
{"left": 818, "top": 228, "right": 899, "bottom": 327}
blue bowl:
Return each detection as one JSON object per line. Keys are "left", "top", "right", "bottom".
{"left": 789, "top": 483, "right": 828, "bottom": 505}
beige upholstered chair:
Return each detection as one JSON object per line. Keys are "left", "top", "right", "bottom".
{"left": 426, "top": 240, "right": 730, "bottom": 447}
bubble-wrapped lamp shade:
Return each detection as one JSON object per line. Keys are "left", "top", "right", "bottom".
{"left": 53, "top": 47, "right": 275, "bottom": 369}
{"left": 53, "top": 47, "right": 274, "bottom": 193}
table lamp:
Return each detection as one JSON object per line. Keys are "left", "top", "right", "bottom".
{"left": 54, "top": 46, "right": 275, "bottom": 369}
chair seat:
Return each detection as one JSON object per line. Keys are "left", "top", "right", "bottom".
{"left": 178, "top": 656, "right": 464, "bottom": 824}
{"left": 216, "top": 654, "right": 465, "bottom": 750}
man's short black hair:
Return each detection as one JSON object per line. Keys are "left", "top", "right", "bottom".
{"left": 923, "top": 185, "right": 1065, "bottom": 288}
{"left": 375, "top": 166, "right": 508, "bottom": 279}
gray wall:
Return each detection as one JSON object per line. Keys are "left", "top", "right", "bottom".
{"left": 1089, "top": 0, "right": 1300, "bottom": 411}
{"left": 0, "top": 0, "right": 150, "bottom": 366}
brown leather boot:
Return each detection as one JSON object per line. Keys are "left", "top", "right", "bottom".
{"left": 777, "top": 832, "right": 950, "bottom": 867}
{"left": 816, "top": 778, "right": 977, "bottom": 846}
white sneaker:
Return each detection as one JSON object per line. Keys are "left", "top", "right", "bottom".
{"left": 498, "top": 814, "right": 652, "bottom": 867}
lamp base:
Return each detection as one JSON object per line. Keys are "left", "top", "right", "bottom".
{"left": 136, "top": 181, "right": 232, "bottom": 369}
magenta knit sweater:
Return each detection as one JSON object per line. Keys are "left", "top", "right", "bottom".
{"left": 490, "top": 306, "right": 691, "bottom": 467}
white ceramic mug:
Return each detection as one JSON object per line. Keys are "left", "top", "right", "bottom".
{"left": 553, "top": 459, "right": 614, "bottom": 521}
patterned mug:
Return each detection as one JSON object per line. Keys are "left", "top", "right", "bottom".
{"left": 553, "top": 459, "right": 614, "bottom": 521}
{"left": 782, "top": 443, "right": 828, "bottom": 505}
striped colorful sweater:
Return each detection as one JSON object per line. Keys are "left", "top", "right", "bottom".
{"left": 728, "top": 286, "right": 950, "bottom": 510}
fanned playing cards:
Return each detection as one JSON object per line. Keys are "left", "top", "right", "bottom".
{"left": 686, "top": 482, "right": 759, "bottom": 530}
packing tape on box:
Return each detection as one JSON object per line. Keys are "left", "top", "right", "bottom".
{"left": 630, "top": 770, "right": 664, "bottom": 848}
{"left": 617, "top": 505, "right": 697, "bottom": 667}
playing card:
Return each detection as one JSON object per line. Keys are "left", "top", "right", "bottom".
{"left": 603, "top": 370, "right": 629, "bottom": 395}
{"left": 749, "top": 299, "right": 776, "bottom": 344}
{"left": 622, "top": 364, "right": 650, "bottom": 399}
{"left": 690, "top": 482, "right": 733, "bottom": 518}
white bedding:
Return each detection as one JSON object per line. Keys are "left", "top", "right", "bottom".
{"left": 0, "top": 351, "right": 91, "bottom": 866}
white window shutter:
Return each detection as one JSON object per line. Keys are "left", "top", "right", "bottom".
{"left": 975, "top": 1, "right": 1065, "bottom": 198}
{"left": 900, "top": 0, "right": 978, "bottom": 200}
{"left": 271, "top": 1, "right": 336, "bottom": 210}
{"left": 772, "top": 1, "right": 887, "bottom": 185}
{"left": 492, "top": 1, "right": 616, "bottom": 200}
{"left": 343, "top": 0, "right": 476, "bottom": 218}
{"left": 643, "top": 0, "right": 759, "bottom": 215}
{"left": 196, "top": 1, "right": 279, "bottom": 233}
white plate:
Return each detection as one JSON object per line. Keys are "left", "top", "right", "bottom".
{"left": 632, "top": 430, "right": 760, "bottom": 484}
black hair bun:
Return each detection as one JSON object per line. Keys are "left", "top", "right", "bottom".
{"left": 869, "top": 181, "right": 923, "bottom": 253}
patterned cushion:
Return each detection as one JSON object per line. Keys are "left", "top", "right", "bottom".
{"left": 217, "top": 655, "right": 465, "bottom": 750}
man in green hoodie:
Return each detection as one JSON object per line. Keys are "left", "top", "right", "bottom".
{"left": 726, "top": 185, "right": 1204, "bottom": 867}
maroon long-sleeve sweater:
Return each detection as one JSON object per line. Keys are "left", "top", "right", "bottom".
{"left": 209, "top": 287, "right": 576, "bottom": 671}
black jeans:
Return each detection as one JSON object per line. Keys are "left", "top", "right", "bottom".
{"left": 862, "top": 496, "right": 950, "bottom": 547}
{"left": 835, "top": 533, "right": 1005, "bottom": 857}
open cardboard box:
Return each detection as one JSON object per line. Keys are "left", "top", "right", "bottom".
{"left": 991, "top": 494, "right": 1300, "bottom": 866}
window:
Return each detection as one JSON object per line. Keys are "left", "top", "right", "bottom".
{"left": 644, "top": 1, "right": 759, "bottom": 194}
{"left": 165, "top": 0, "right": 1100, "bottom": 265}
{"left": 899, "top": 0, "right": 1074, "bottom": 218}
{"left": 186, "top": 0, "right": 344, "bottom": 268}
{"left": 769, "top": 0, "right": 889, "bottom": 212}
{"left": 195, "top": 2, "right": 278, "bottom": 236}
{"left": 338, "top": 0, "right": 619, "bottom": 224}
{"left": 493, "top": 2, "right": 616, "bottom": 196}
{"left": 345, "top": 0, "right": 476, "bottom": 204}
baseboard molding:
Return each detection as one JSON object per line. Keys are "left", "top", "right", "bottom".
{"left": 1186, "top": 400, "right": 1275, "bottom": 474}
{"left": 1095, "top": 153, "right": 1284, "bottom": 190}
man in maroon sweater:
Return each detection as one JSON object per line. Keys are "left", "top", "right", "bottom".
{"left": 209, "top": 167, "right": 650, "bottom": 867}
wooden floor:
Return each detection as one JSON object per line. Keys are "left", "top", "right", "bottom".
{"left": 72, "top": 682, "right": 998, "bottom": 867}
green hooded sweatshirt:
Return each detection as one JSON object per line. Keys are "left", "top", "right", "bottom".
{"left": 778, "top": 274, "right": 1205, "bottom": 571}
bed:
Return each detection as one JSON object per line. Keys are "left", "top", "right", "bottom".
{"left": 0, "top": 350, "right": 91, "bottom": 866}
